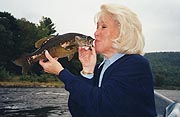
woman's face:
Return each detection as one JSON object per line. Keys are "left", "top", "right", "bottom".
{"left": 94, "top": 14, "right": 120, "bottom": 58}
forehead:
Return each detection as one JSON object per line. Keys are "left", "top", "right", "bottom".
{"left": 97, "top": 12, "right": 118, "bottom": 25}
{"left": 98, "top": 13, "right": 112, "bottom": 22}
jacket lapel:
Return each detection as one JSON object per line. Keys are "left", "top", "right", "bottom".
{"left": 93, "top": 63, "right": 104, "bottom": 86}
{"left": 101, "top": 55, "right": 129, "bottom": 86}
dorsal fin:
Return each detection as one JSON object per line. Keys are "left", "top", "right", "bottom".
{"left": 35, "top": 35, "right": 54, "bottom": 48}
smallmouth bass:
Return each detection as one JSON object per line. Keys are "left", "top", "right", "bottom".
{"left": 13, "top": 32, "right": 94, "bottom": 74}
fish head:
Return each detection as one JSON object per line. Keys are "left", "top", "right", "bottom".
{"left": 75, "top": 36, "right": 94, "bottom": 49}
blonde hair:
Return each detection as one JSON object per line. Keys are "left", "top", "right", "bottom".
{"left": 95, "top": 4, "right": 145, "bottom": 55}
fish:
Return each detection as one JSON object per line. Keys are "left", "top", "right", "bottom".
{"left": 13, "top": 32, "right": 94, "bottom": 74}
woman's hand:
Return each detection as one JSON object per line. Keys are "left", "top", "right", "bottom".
{"left": 78, "top": 47, "right": 96, "bottom": 74}
{"left": 39, "top": 50, "right": 64, "bottom": 75}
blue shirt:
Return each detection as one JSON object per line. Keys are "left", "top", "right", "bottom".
{"left": 81, "top": 53, "right": 125, "bottom": 87}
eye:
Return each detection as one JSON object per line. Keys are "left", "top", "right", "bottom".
{"left": 96, "top": 23, "right": 107, "bottom": 29}
{"left": 102, "top": 24, "right": 107, "bottom": 29}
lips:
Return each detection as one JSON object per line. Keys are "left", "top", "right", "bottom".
{"left": 94, "top": 40, "right": 100, "bottom": 47}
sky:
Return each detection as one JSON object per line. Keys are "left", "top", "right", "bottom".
{"left": 0, "top": 0, "right": 180, "bottom": 53}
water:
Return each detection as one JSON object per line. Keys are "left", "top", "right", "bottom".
{"left": 0, "top": 88, "right": 71, "bottom": 117}
{"left": 0, "top": 88, "right": 179, "bottom": 117}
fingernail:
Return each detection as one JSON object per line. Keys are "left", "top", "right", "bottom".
{"left": 45, "top": 50, "right": 49, "bottom": 54}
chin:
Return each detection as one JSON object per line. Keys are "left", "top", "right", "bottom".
{"left": 95, "top": 47, "right": 103, "bottom": 54}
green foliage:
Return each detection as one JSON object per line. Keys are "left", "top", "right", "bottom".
{"left": 38, "top": 73, "right": 59, "bottom": 82}
{"left": 0, "top": 11, "right": 56, "bottom": 73}
{"left": 19, "top": 73, "right": 59, "bottom": 83}
{"left": 19, "top": 74, "right": 35, "bottom": 82}
{"left": 145, "top": 52, "right": 180, "bottom": 88}
{"left": 38, "top": 16, "right": 56, "bottom": 36}
{"left": 0, "top": 12, "right": 17, "bottom": 67}
{"left": 0, "top": 67, "right": 11, "bottom": 81}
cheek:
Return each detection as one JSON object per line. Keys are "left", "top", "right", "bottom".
{"left": 95, "top": 40, "right": 105, "bottom": 52}
{"left": 94, "top": 31, "right": 113, "bottom": 51}
{"left": 95, "top": 38, "right": 111, "bottom": 51}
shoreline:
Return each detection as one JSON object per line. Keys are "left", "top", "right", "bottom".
{"left": 0, "top": 81, "right": 64, "bottom": 88}
{"left": 0, "top": 82, "right": 179, "bottom": 90}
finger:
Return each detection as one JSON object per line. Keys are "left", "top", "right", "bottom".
{"left": 78, "top": 47, "right": 82, "bottom": 53}
{"left": 78, "top": 47, "right": 85, "bottom": 53}
{"left": 78, "top": 47, "right": 85, "bottom": 56}
{"left": 89, "top": 47, "right": 95, "bottom": 55}
{"left": 78, "top": 47, "right": 83, "bottom": 50}
{"left": 39, "top": 59, "right": 45, "bottom": 67}
{"left": 54, "top": 57, "right": 58, "bottom": 61}
{"left": 45, "top": 50, "right": 54, "bottom": 62}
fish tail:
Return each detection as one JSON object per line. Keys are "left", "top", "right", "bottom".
{"left": 13, "top": 55, "right": 33, "bottom": 74}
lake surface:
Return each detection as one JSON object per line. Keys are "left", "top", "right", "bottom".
{"left": 0, "top": 88, "right": 179, "bottom": 117}
{"left": 0, "top": 88, "right": 70, "bottom": 117}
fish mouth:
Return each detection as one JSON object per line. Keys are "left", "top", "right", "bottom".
{"left": 80, "top": 40, "right": 95, "bottom": 48}
{"left": 75, "top": 36, "right": 94, "bottom": 48}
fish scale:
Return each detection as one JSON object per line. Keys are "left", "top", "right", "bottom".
{"left": 13, "top": 32, "right": 94, "bottom": 74}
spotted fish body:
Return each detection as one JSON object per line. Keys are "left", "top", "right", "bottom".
{"left": 13, "top": 33, "right": 94, "bottom": 74}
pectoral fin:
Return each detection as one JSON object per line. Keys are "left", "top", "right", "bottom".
{"left": 68, "top": 54, "right": 74, "bottom": 61}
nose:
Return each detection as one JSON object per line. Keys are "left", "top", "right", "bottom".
{"left": 94, "top": 29, "right": 99, "bottom": 39}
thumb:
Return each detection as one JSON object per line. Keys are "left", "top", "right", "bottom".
{"left": 45, "top": 50, "right": 53, "bottom": 61}
{"left": 39, "top": 59, "right": 45, "bottom": 66}
{"left": 91, "top": 47, "right": 96, "bottom": 54}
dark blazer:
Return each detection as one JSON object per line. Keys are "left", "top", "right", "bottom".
{"left": 58, "top": 54, "right": 157, "bottom": 117}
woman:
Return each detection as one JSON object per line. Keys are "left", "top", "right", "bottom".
{"left": 39, "top": 4, "right": 157, "bottom": 117}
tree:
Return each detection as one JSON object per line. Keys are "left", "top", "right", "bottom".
{"left": 0, "top": 12, "right": 57, "bottom": 74}
{"left": 38, "top": 16, "right": 56, "bottom": 36}
{"left": 0, "top": 12, "right": 17, "bottom": 67}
